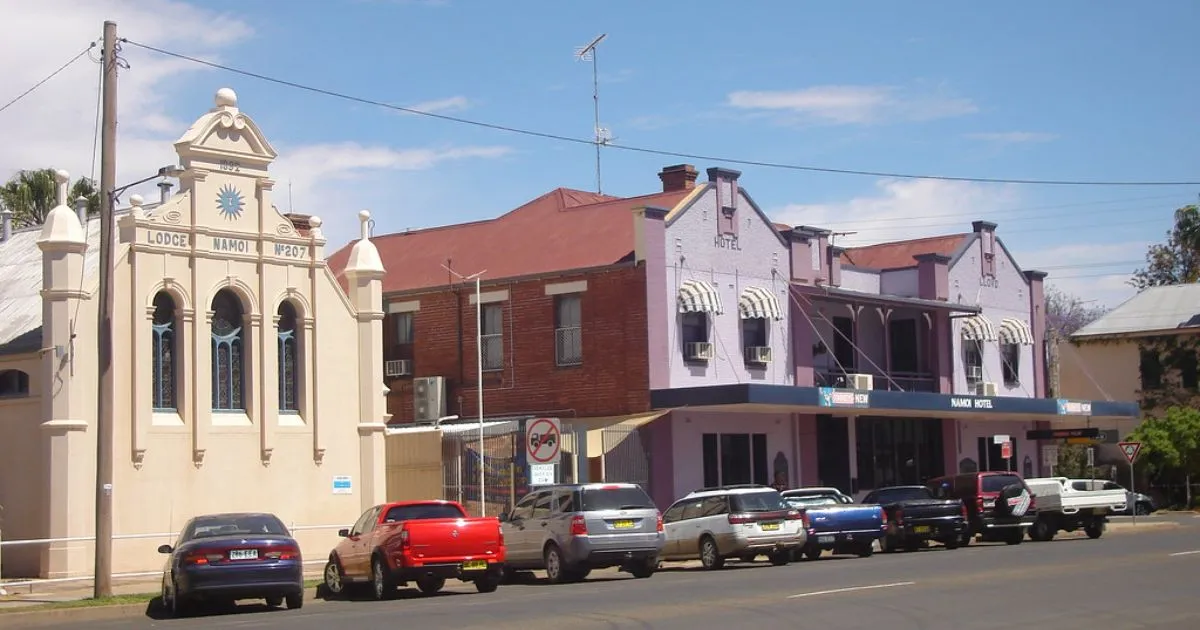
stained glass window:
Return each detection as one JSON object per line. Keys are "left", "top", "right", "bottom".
{"left": 152, "top": 292, "right": 177, "bottom": 410}
{"left": 211, "top": 290, "right": 245, "bottom": 411}
{"left": 277, "top": 301, "right": 299, "bottom": 412}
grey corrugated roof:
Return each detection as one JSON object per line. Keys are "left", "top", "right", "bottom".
{"left": 0, "top": 205, "right": 156, "bottom": 356}
{"left": 1072, "top": 284, "right": 1200, "bottom": 339}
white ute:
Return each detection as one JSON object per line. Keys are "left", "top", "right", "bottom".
{"left": 1024, "top": 476, "right": 1127, "bottom": 541}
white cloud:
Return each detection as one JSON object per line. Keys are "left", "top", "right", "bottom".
{"left": 771, "top": 178, "right": 1019, "bottom": 246}
{"left": 404, "top": 96, "right": 470, "bottom": 114}
{"left": 726, "top": 84, "right": 978, "bottom": 125}
{"left": 1017, "top": 241, "right": 1148, "bottom": 309}
{"left": 964, "top": 131, "right": 1058, "bottom": 144}
{"left": 0, "top": 0, "right": 254, "bottom": 199}
{"left": 271, "top": 143, "right": 512, "bottom": 247}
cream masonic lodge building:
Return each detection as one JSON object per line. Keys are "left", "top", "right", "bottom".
{"left": 0, "top": 88, "right": 390, "bottom": 578}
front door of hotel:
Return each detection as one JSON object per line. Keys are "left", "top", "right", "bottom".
{"left": 855, "top": 417, "right": 944, "bottom": 490}
{"left": 977, "top": 436, "right": 1019, "bottom": 472}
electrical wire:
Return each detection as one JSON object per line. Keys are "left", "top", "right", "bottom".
{"left": 120, "top": 38, "right": 1200, "bottom": 188}
{"left": 816, "top": 193, "right": 1192, "bottom": 227}
{"left": 0, "top": 42, "right": 97, "bottom": 114}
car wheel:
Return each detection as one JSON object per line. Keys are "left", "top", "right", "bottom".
{"left": 803, "top": 545, "right": 822, "bottom": 561}
{"left": 322, "top": 558, "right": 346, "bottom": 598}
{"left": 943, "top": 538, "right": 960, "bottom": 550}
{"left": 768, "top": 551, "right": 791, "bottom": 566}
{"left": 266, "top": 596, "right": 283, "bottom": 608}
{"left": 1030, "top": 519, "right": 1054, "bottom": 542}
{"left": 629, "top": 558, "right": 656, "bottom": 578}
{"left": 1005, "top": 529, "right": 1024, "bottom": 545}
{"left": 699, "top": 536, "right": 725, "bottom": 570}
{"left": 543, "top": 544, "right": 568, "bottom": 584}
{"left": 879, "top": 535, "right": 897, "bottom": 553}
{"left": 168, "top": 580, "right": 191, "bottom": 618}
{"left": 1135, "top": 503, "right": 1151, "bottom": 516}
{"left": 1085, "top": 522, "right": 1104, "bottom": 539}
{"left": 856, "top": 542, "right": 874, "bottom": 558}
{"left": 475, "top": 574, "right": 500, "bottom": 593}
{"left": 285, "top": 592, "right": 303, "bottom": 610}
{"left": 416, "top": 576, "right": 446, "bottom": 595}
{"left": 371, "top": 555, "right": 395, "bottom": 601}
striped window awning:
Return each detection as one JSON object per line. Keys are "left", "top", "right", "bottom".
{"left": 999, "top": 317, "right": 1034, "bottom": 346}
{"left": 960, "top": 315, "right": 998, "bottom": 342}
{"left": 738, "top": 286, "right": 784, "bottom": 320}
{"left": 678, "top": 279, "right": 724, "bottom": 314}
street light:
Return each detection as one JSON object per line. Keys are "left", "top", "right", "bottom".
{"left": 94, "top": 163, "right": 184, "bottom": 597}
{"left": 441, "top": 264, "right": 488, "bottom": 516}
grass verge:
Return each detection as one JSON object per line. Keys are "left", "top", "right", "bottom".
{"left": 0, "top": 578, "right": 323, "bottom": 614}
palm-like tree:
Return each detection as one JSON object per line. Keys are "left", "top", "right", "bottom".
{"left": 0, "top": 168, "right": 100, "bottom": 229}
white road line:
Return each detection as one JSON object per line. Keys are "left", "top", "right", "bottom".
{"left": 787, "top": 581, "right": 916, "bottom": 599}
{"left": 1168, "top": 550, "right": 1200, "bottom": 557}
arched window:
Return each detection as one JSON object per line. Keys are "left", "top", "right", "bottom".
{"left": 151, "top": 292, "right": 177, "bottom": 410}
{"left": 277, "top": 301, "right": 299, "bottom": 413}
{"left": 0, "top": 369, "right": 30, "bottom": 398}
{"left": 211, "top": 290, "right": 245, "bottom": 411}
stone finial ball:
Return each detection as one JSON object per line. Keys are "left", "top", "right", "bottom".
{"left": 54, "top": 169, "right": 70, "bottom": 183}
{"left": 359, "top": 210, "right": 371, "bottom": 221}
{"left": 215, "top": 88, "right": 238, "bottom": 108}
{"left": 130, "top": 194, "right": 144, "bottom": 207}
{"left": 309, "top": 216, "right": 323, "bottom": 227}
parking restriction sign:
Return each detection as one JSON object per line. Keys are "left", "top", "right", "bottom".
{"left": 526, "top": 418, "right": 562, "bottom": 464}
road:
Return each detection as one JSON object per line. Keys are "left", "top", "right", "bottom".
{"left": 37, "top": 516, "right": 1200, "bottom": 629}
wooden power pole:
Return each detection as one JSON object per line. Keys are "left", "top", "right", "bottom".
{"left": 94, "top": 19, "right": 118, "bottom": 599}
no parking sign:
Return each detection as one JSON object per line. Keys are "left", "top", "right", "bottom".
{"left": 526, "top": 417, "right": 562, "bottom": 465}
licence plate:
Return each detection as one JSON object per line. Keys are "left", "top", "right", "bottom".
{"left": 462, "top": 560, "right": 487, "bottom": 571}
{"left": 760, "top": 522, "right": 781, "bottom": 531}
{"left": 613, "top": 520, "right": 635, "bottom": 529}
{"left": 913, "top": 525, "right": 931, "bottom": 534}
{"left": 228, "top": 549, "right": 258, "bottom": 561}
{"left": 817, "top": 535, "right": 835, "bottom": 544}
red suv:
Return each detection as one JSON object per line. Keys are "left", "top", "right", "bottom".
{"left": 926, "top": 472, "right": 1036, "bottom": 546}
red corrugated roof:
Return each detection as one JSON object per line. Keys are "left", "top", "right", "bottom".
{"left": 841, "top": 233, "right": 969, "bottom": 270}
{"left": 327, "top": 187, "right": 691, "bottom": 294}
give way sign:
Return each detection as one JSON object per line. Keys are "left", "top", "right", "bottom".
{"left": 526, "top": 418, "right": 562, "bottom": 464}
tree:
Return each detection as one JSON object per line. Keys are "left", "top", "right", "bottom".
{"left": 0, "top": 168, "right": 100, "bottom": 229}
{"left": 1131, "top": 204, "right": 1200, "bottom": 290}
{"left": 1127, "top": 406, "right": 1200, "bottom": 508}
{"left": 1044, "top": 286, "right": 1109, "bottom": 397}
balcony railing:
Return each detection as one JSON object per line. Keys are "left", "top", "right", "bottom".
{"left": 815, "top": 369, "right": 938, "bottom": 393}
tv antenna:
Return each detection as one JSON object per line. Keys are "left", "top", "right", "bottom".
{"left": 575, "top": 33, "right": 610, "bottom": 194}
{"left": 830, "top": 230, "right": 857, "bottom": 246}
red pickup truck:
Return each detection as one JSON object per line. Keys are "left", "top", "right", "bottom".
{"left": 321, "top": 500, "right": 505, "bottom": 601}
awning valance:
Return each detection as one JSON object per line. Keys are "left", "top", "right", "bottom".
{"left": 678, "top": 279, "right": 723, "bottom": 314}
{"left": 999, "top": 318, "right": 1034, "bottom": 346}
{"left": 960, "top": 315, "right": 998, "bottom": 342}
{"left": 738, "top": 286, "right": 784, "bottom": 320}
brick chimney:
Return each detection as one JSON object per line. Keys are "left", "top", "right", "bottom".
{"left": 658, "top": 164, "right": 698, "bottom": 192}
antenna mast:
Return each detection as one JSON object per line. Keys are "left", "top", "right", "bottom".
{"left": 575, "top": 33, "right": 609, "bottom": 194}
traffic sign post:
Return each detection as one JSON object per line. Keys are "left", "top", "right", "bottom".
{"left": 527, "top": 417, "right": 562, "bottom": 465}
{"left": 1000, "top": 440, "right": 1012, "bottom": 464}
{"left": 1119, "top": 442, "right": 1142, "bottom": 524}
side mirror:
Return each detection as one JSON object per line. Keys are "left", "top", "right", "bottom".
{"left": 157, "top": 544, "right": 173, "bottom": 554}
{"left": 498, "top": 512, "right": 509, "bottom": 523}
{"left": 337, "top": 528, "right": 350, "bottom": 538}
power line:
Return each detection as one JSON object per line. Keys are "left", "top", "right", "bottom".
{"left": 0, "top": 42, "right": 97, "bottom": 115}
{"left": 816, "top": 193, "right": 1190, "bottom": 227}
{"left": 121, "top": 38, "right": 1200, "bottom": 188}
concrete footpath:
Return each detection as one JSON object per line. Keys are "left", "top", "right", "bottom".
{"left": 0, "top": 516, "right": 1182, "bottom": 628}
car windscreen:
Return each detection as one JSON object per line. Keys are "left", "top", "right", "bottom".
{"left": 581, "top": 487, "right": 655, "bottom": 511}
{"left": 186, "top": 515, "right": 289, "bottom": 540}
{"left": 784, "top": 495, "right": 840, "bottom": 508}
{"left": 981, "top": 474, "right": 1023, "bottom": 493}
{"left": 731, "top": 491, "right": 786, "bottom": 512}
{"left": 383, "top": 504, "right": 465, "bottom": 522}
{"left": 873, "top": 487, "right": 933, "bottom": 503}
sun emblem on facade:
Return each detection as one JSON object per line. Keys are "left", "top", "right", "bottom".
{"left": 216, "top": 184, "right": 244, "bottom": 220}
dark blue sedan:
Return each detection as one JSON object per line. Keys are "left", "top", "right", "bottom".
{"left": 159, "top": 512, "right": 304, "bottom": 616}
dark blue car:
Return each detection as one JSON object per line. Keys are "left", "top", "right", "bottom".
{"left": 159, "top": 512, "right": 304, "bottom": 617}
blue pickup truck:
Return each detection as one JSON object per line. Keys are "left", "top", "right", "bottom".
{"left": 782, "top": 487, "right": 886, "bottom": 560}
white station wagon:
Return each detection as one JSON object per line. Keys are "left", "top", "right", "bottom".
{"left": 659, "top": 485, "right": 808, "bottom": 569}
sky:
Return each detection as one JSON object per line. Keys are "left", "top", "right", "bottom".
{"left": 2, "top": 0, "right": 1198, "bottom": 308}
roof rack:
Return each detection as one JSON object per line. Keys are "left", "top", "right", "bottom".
{"left": 689, "top": 484, "right": 773, "bottom": 494}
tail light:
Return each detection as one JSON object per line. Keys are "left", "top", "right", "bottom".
{"left": 399, "top": 529, "right": 411, "bottom": 549}
{"left": 182, "top": 551, "right": 221, "bottom": 566}
{"left": 569, "top": 515, "right": 588, "bottom": 536}
{"left": 960, "top": 502, "right": 969, "bottom": 521}
{"left": 264, "top": 544, "right": 300, "bottom": 561}
{"left": 498, "top": 525, "right": 505, "bottom": 547}
{"left": 784, "top": 509, "right": 804, "bottom": 520}
{"left": 894, "top": 507, "right": 904, "bottom": 524}
{"left": 727, "top": 513, "right": 754, "bottom": 525}
{"left": 1029, "top": 495, "right": 1037, "bottom": 511}
{"left": 656, "top": 512, "right": 664, "bottom": 533}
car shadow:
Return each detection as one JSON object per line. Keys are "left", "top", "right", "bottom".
{"left": 315, "top": 585, "right": 471, "bottom": 602}
{"left": 143, "top": 596, "right": 299, "bottom": 620}
{"left": 656, "top": 562, "right": 770, "bottom": 573}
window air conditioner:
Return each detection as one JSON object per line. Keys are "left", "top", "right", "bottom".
{"left": 744, "top": 346, "right": 772, "bottom": 364}
{"left": 384, "top": 359, "right": 412, "bottom": 377}
{"left": 975, "top": 381, "right": 998, "bottom": 397}
{"left": 684, "top": 342, "right": 714, "bottom": 361}
{"left": 850, "top": 373, "right": 874, "bottom": 390}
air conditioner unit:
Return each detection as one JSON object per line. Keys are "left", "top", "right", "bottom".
{"left": 384, "top": 359, "right": 412, "bottom": 377}
{"left": 744, "top": 346, "right": 772, "bottom": 365}
{"left": 850, "top": 373, "right": 874, "bottom": 391}
{"left": 975, "top": 381, "right": 998, "bottom": 396}
{"left": 684, "top": 341, "right": 714, "bottom": 361}
{"left": 966, "top": 365, "right": 984, "bottom": 381}
{"left": 413, "top": 376, "right": 446, "bottom": 422}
